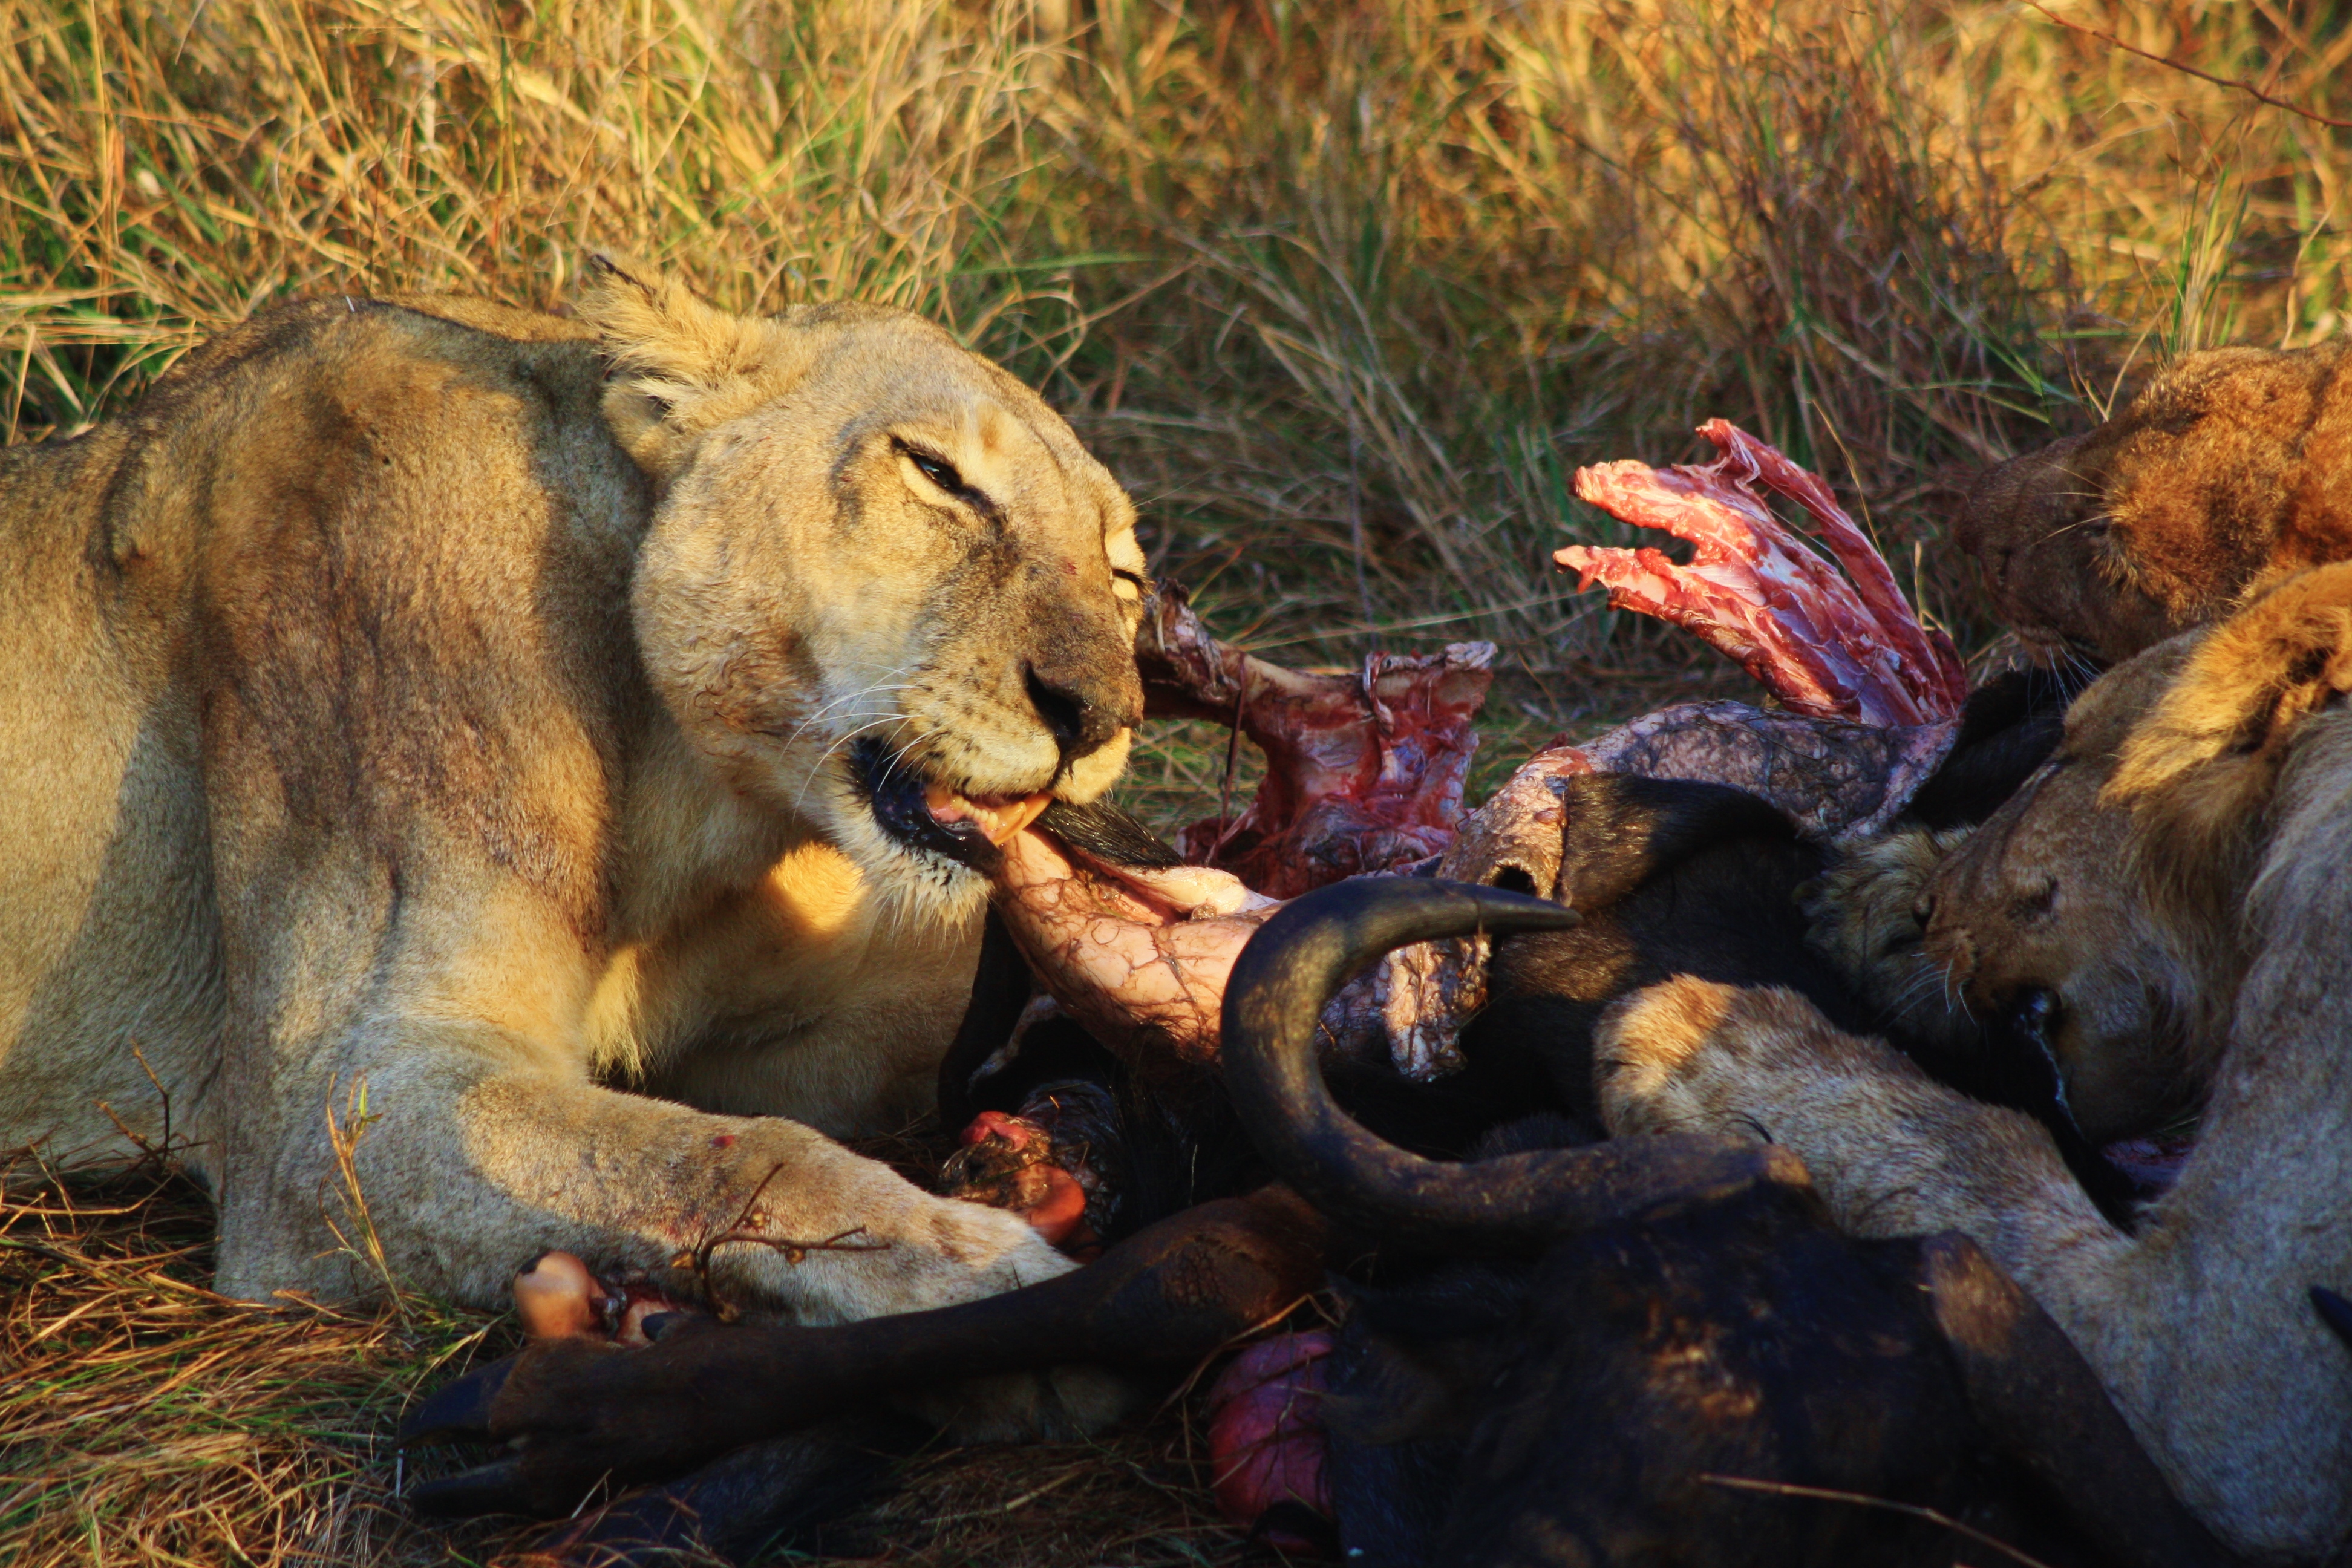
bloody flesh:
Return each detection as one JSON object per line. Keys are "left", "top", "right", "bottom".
{"left": 1561, "top": 420, "right": 1966, "bottom": 727}
{"left": 1138, "top": 581, "right": 1493, "bottom": 898}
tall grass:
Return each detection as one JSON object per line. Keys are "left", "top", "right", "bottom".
{"left": 2, "top": 1, "right": 2345, "bottom": 668}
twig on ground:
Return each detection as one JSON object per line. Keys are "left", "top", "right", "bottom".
{"left": 1699, "top": 1474, "right": 2059, "bottom": 1568}
{"left": 680, "top": 1158, "right": 890, "bottom": 1318}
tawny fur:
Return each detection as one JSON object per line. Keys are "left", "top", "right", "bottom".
{"left": 0, "top": 256, "right": 1151, "bottom": 1408}
{"left": 1960, "top": 340, "right": 2352, "bottom": 666}
{"left": 1599, "top": 564, "right": 2352, "bottom": 1562}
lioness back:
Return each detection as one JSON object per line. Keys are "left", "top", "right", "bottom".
{"left": 0, "top": 297, "right": 640, "bottom": 1168}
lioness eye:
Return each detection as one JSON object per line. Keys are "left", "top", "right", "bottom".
{"left": 1111, "top": 567, "right": 1149, "bottom": 593}
{"left": 908, "top": 449, "right": 964, "bottom": 492}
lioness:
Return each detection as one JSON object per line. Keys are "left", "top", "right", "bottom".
{"left": 1960, "top": 339, "right": 2352, "bottom": 667}
{"left": 0, "top": 258, "right": 1149, "bottom": 1342}
{"left": 1596, "top": 563, "right": 2352, "bottom": 1560}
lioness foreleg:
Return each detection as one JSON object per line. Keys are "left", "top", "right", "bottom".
{"left": 214, "top": 1034, "right": 1078, "bottom": 1325}
{"left": 1595, "top": 976, "right": 2352, "bottom": 1559}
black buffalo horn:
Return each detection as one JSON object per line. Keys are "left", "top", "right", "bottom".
{"left": 1219, "top": 876, "right": 1808, "bottom": 1249}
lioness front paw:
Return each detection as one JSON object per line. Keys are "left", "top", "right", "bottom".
{"left": 713, "top": 1186, "right": 1081, "bottom": 1328}
{"left": 869, "top": 1195, "right": 1083, "bottom": 1316}
{"left": 1595, "top": 977, "right": 1918, "bottom": 1142}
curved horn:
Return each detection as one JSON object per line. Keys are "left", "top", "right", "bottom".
{"left": 1221, "top": 876, "right": 1805, "bottom": 1249}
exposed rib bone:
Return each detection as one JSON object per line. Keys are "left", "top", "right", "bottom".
{"left": 1561, "top": 420, "right": 1966, "bottom": 727}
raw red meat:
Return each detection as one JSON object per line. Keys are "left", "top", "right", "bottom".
{"left": 1138, "top": 582, "right": 1492, "bottom": 898}
{"left": 1205, "top": 1332, "right": 1336, "bottom": 1548}
{"left": 938, "top": 1106, "right": 1102, "bottom": 1253}
{"left": 1561, "top": 420, "right": 1967, "bottom": 727}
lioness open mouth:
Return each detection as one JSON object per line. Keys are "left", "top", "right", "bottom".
{"left": 849, "top": 736, "right": 1053, "bottom": 875}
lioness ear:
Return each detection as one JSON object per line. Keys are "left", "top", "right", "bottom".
{"left": 2106, "top": 561, "right": 2352, "bottom": 893}
{"left": 576, "top": 252, "right": 814, "bottom": 480}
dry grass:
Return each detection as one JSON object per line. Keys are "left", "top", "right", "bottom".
{"left": 3, "top": 1, "right": 2348, "bottom": 1563}
{"left": 0, "top": 1164, "right": 520, "bottom": 1567}
{"left": 863, "top": 1423, "right": 1246, "bottom": 1568}
{"left": 4, "top": 0, "right": 2347, "bottom": 668}
{"left": 0, "top": 1162, "right": 1261, "bottom": 1568}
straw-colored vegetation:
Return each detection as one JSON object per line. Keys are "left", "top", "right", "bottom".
{"left": 2, "top": 1, "right": 2345, "bottom": 1563}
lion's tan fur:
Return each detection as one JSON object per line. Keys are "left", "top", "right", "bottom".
{"left": 1958, "top": 341, "right": 2352, "bottom": 667}
{"left": 1600, "top": 565, "right": 2352, "bottom": 1561}
{"left": 1798, "top": 825, "right": 1976, "bottom": 1052}
{"left": 0, "top": 260, "right": 1148, "bottom": 1386}
{"left": 2109, "top": 564, "right": 2352, "bottom": 944}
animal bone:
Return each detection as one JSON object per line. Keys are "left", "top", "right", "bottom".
{"left": 1561, "top": 419, "right": 1967, "bottom": 727}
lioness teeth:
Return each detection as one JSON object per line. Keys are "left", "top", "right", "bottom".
{"left": 924, "top": 783, "right": 1054, "bottom": 846}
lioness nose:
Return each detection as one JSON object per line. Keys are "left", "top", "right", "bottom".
{"left": 1025, "top": 664, "right": 1128, "bottom": 766}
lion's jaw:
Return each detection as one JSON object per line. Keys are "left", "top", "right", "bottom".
{"left": 617, "top": 296, "right": 1145, "bottom": 924}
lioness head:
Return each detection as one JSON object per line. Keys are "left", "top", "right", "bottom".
{"left": 1958, "top": 341, "right": 2352, "bottom": 668}
{"left": 1920, "top": 563, "right": 2352, "bottom": 1140}
{"left": 580, "top": 256, "right": 1146, "bottom": 915}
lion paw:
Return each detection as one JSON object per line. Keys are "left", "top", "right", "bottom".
{"left": 1595, "top": 978, "right": 1910, "bottom": 1142}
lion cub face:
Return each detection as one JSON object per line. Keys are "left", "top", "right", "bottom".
{"left": 583, "top": 258, "right": 1146, "bottom": 915}
{"left": 1919, "top": 647, "right": 2195, "bottom": 1142}
{"left": 1958, "top": 341, "right": 2352, "bottom": 668}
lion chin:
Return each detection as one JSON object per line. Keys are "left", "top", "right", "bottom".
{"left": 785, "top": 716, "right": 1137, "bottom": 929}
{"left": 807, "top": 742, "right": 1043, "bottom": 928}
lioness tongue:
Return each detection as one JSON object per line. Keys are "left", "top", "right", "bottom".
{"left": 923, "top": 783, "right": 1054, "bottom": 846}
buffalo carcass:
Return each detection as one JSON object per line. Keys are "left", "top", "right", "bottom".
{"left": 968, "top": 656, "right": 2131, "bottom": 1236}
{"left": 396, "top": 431, "right": 2151, "bottom": 1560}
{"left": 399, "top": 874, "right": 2222, "bottom": 1568}
{"left": 395, "top": 627, "right": 2132, "bottom": 1551}
{"left": 395, "top": 670, "right": 2147, "bottom": 1555}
